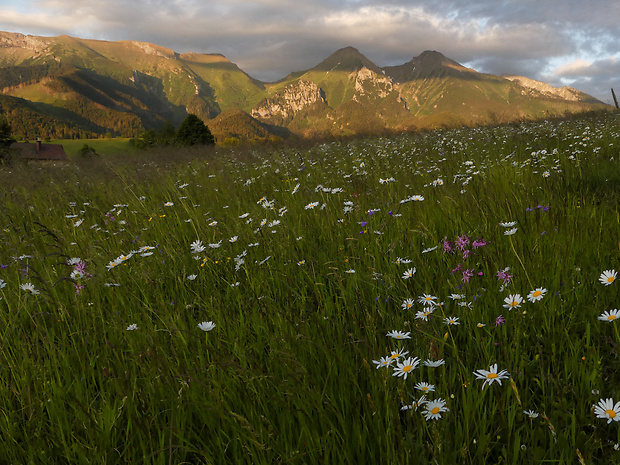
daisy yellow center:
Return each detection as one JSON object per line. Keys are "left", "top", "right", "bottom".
{"left": 421, "top": 387, "right": 429, "bottom": 391}
{"left": 533, "top": 291, "right": 542, "bottom": 297}
{"left": 403, "top": 365, "right": 412, "bottom": 373}
{"left": 425, "top": 297, "right": 432, "bottom": 301}
{"left": 608, "top": 315, "right": 617, "bottom": 320}
{"left": 431, "top": 407, "right": 440, "bottom": 415}
{"left": 390, "top": 354, "right": 399, "bottom": 359}
{"left": 487, "top": 373, "right": 498, "bottom": 379}
{"left": 407, "top": 304, "right": 412, "bottom": 308}
{"left": 608, "top": 277, "right": 615, "bottom": 283}
{"left": 606, "top": 409, "right": 616, "bottom": 419}
{"left": 510, "top": 301, "right": 519, "bottom": 307}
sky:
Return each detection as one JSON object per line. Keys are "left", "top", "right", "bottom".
{"left": 0, "top": 0, "right": 618, "bottom": 103}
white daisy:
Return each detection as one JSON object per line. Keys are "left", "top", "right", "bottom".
{"left": 598, "top": 309, "right": 620, "bottom": 322}
{"left": 593, "top": 398, "right": 620, "bottom": 423}
{"left": 599, "top": 270, "right": 617, "bottom": 286}
{"left": 386, "top": 330, "right": 411, "bottom": 340}
{"left": 423, "top": 399, "right": 449, "bottom": 420}
{"left": 527, "top": 287, "right": 547, "bottom": 302}
{"left": 473, "top": 363, "right": 510, "bottom": 389}
{"left": 392, "top": 357, "right": 421, "bottom": 379}
{"left": 198, "top": 321, "right": 216, "bottom": 332}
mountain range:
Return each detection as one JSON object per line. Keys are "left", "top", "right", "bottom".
{"left": 0, "top": 31, "right": 611, "bottom": 143}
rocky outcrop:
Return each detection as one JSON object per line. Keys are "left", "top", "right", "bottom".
{"left": 504, "top": 75, "right": 582, "bottom": 101}
{"left": 354, "top": 66, "right": 393, "bottom": 98}
{"left": 251, "top": 80, "right": 326, "bottom": 123}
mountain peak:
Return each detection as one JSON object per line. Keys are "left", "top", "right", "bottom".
{"left": 383, "top": 50, "right": 475, "bottom": 83}
{"left": 312, "top": 46, "right": 382, "bottom": 74}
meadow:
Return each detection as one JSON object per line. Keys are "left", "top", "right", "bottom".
{"left": 0, "top": 111, "right": 619, "bottom": 464}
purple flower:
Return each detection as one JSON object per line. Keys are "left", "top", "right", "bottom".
{"left": 462, "top": 249, "right": 471, "bottom": 260}
{"left": 462, "top": 269, "right": 474, "bottom": 283}
{"left": 455, "top": 234, "right": 470, "bottom": 251}
{"left": 495, "top": 315, "right": 506, "bottom": 326}
{"left": 361, "top": 221, "right": 368, "bottom": 227}
{"left": 472, "top": 239, "right": 487, "bottom": 248}
{"left": 443, "top": 238, "right": 453, "bottom": 253}
{"left": 496, "top": 269, "right": 513, "bottom": 284}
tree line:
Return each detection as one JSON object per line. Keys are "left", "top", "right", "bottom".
{"left": 130, "top": 114, "right": 215, "bottom": 149}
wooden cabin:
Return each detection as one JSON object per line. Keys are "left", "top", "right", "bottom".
{"left": 10, "top": 140, "right": 68, "bottom": 161}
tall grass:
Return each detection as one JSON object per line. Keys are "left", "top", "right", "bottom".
{"left": 0, "top": 112, "right": 619, "bottom": 463}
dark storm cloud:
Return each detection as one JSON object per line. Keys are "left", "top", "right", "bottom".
{"left": 0, "top": 0, "right": 618, "bottom": 100}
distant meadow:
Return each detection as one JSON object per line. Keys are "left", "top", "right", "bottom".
{"left": 1, "top": 111, "right": 620, "bottom": 463}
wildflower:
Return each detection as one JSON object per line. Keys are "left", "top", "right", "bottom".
{"left": 472, "top": 239, "right": 487, "bottom": 248}
{"left": 126, "top": 324, "right": 139, "bottom": 331}
{"left": 473, "top": 363, "right": 510, "bottom": 389}
{"left": 423, "top": 399, "right": 449, "bottom": 420}
{"left": 19, "top": 283, "right": 40, "bottom": 295}
{"left": 345, "top": 269, "right": 355, "bottom": 274}
{"left": 386, "top": 330, "right": 411, "bottom": 340}
{"left": 523, "top": 410, "right": 539, "bottom": 419}
{"left": 229, "top": 236, "right": 238, "bottom": 243}
{"left": 477, "top": 322, "right": 486, "bottom": 328}
{"left": 422, "top": 246, "right": 438, "bottom": 253}
{"left": 449, "top": 294, "right": 465, "bottom": 300}
{"left": 305, "top": 202, "right": 319, "bottom": 210}
{"left": 418, "top": 294, "right": 438, "bottom": 305}
{"left": 164, "top": 202, "right": 174, "bottom": 207}
{"left": 598, "top": 309, "right": 620, "bottom": 322}
{"left": 73, "top": 219, "right": 84, "bottom": 227}
{"left": 392, "top": 357, "right": 421, "bottom": 379}
{"left": 297, "top": 260, "right": 305, "bottom": 266}
{"left": 496, "top": 268, "right": 513, "bottom": 284}
{"left": 499, "top": 221, "right": 517, "bottom": 227}
{"left": 414, "top": 382, "right": 435, "bottom": 393}
{"left": 372, "top": 356, "right": 393, "bottom": 369}
{"left": 208, "top": 241, "right": 222, "bottom": 249}
{"left": 444, "top": 316, "right": 460, "bottom": 325}
{"left": 503, "top": 294, "right": 523, "bottom": 309}
{"left": 0, "top": 279, "right": 5, "bottom": 289}
{"left": 527, "top": 287, "right": 547, "bottom": 302}
{"left": 504, "top": 227, "right": 518, "bottom": 236}
{"left": 599, "top": 270, "right": 617, "bottom": 286}
{"left": 401, "top": 298, "right": 415, "bottom": 310}
{"left": 495, "top": 315, "right": 505, "bottom": 326}
{"left": 593, "top": 398, "right": 620, "bottom": 423}
{"left": 198, "top": 321, "right": 216, "bottom": 332}
{"left": 401, "top": 395, "right": 427, "bottom": 411}
{"left": 462, "top": 269, "right": 474, "bottom": 282}
{"left": 402, "top": 268, "right": 416, "bottom": 279}
{"left": 423, "top": 359, "right": 445, "bottom": 367}
{"left": 389, "top": 348, "right": 409, "bottom": 360}
{"left": 415, "top": 308, "right": 433, "bottom": 321}
{"left": 186, "top": 274, "right": 197, "bottom": 281}
{"left": 208, "top": 221, "right": 218, "bottom": 226}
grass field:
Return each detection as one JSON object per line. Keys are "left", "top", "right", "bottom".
{"left": 1, "top": 112, "right": 620, "bottom": 463}
{"left": 47, "top": 138, "right": 136, "bottom": 157}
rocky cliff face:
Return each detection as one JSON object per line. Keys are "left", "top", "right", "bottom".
{"left": 251, "top": 80, "right": 326, "bottom": 124}
{"left": 354, "top": 66, "right": 393, "bottom": 98}
{"left": 503, "top": 75, "right": 582, "bottom": 101}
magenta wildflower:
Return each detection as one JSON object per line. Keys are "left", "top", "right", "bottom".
{"left": 443, "top": 238, "right": 453, "bottom": 253}
{"left": 455, "top": 234, "right": 470, "bottom": 251}
{"left": 472, "top": 239, "right": 487, "bottom": 248}
{"left": 496, "top": 268, "right": 513, "bottom": 284}
{"left": 495, "top": 315, "right": 505, "bottom": 326}
{"left": 462, "top": 269, "right": 474, "bottom": 283}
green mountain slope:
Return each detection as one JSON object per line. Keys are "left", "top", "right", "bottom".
{"left": 0, "top": 32, "right": 612, "bottom": 141}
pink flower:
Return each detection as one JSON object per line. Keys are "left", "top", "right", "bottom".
{"left": 462, "top": 269, "right": 474, "bottom": 283}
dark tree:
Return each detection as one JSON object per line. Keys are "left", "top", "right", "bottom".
{"left": 176, "top": 114, "right": 215, "bottom": 146}
{"left": 0, "top": 116, "right": 15, "bottom": 164}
